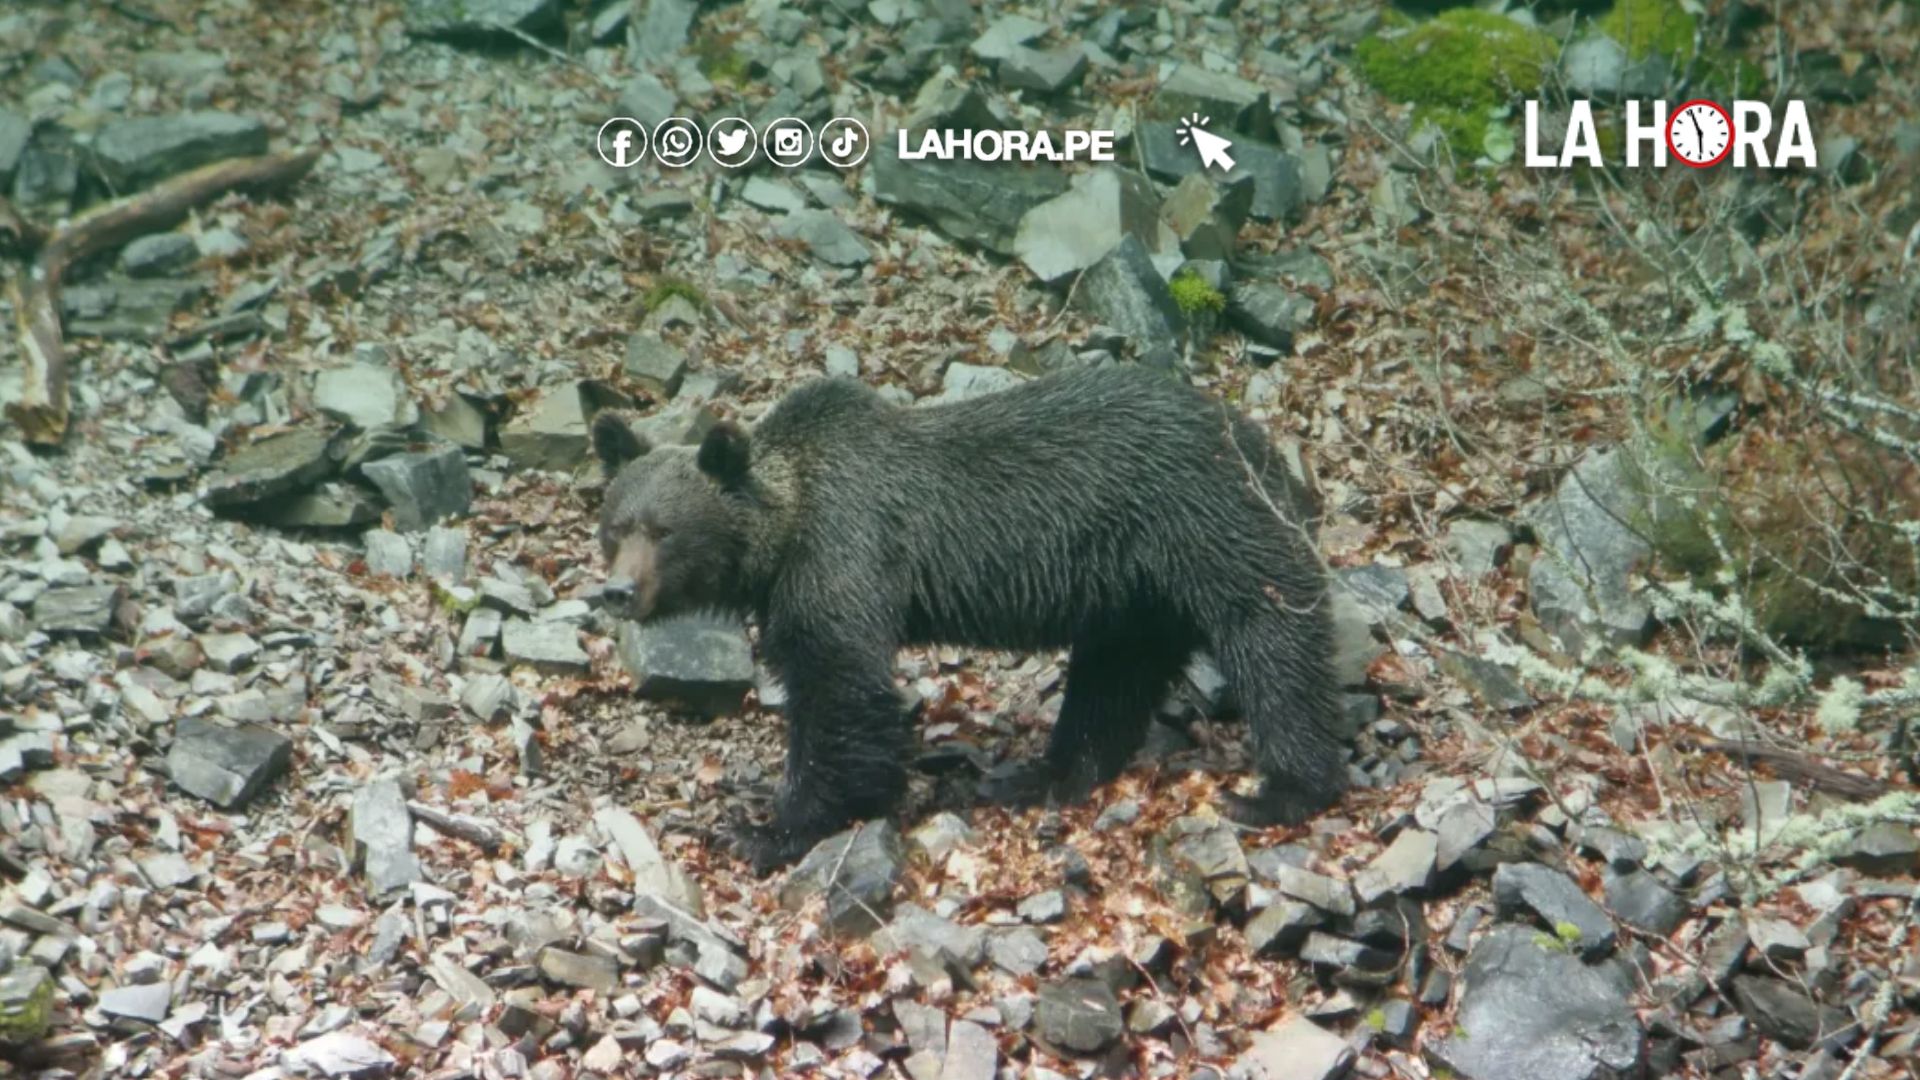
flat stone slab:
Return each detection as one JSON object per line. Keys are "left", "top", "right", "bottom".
{"left": 616, "top": 615, "right": 754, "bottom": 715}
{"left": 167, "top": 716, "right": 292, "bottom": 808}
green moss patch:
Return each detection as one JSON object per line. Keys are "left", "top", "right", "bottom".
{"left": 1354, "top": 10, "right": 1554, "bottom": 159}
{"left": 1355, "top": 11, "right": 1554, "bottom": 110}
{"left": 1169, "top": 269, "right": 1225, "bottom": 316}
{"left": 1596, "top": 0, "right": 1766, "bottom": 98}
{"left": 1598, "top": 0, "right": 1695, "bottom": 65}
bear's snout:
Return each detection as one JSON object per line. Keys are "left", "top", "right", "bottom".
{"left": 603, "top": 535, "right": 660, "bottom": 620}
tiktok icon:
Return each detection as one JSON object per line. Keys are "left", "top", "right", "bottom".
{"left": 819, "top": 118, "right": 870, "bottom": 169}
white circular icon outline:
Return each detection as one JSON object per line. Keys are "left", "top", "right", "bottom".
{"left": 762, "top": 116, "right": 815, "bottom": 168}
{"left": 705, "top": 117, "right": 759, "bottom": 169}
{"left": 595, "top": 116, "right": 650, "bottom": 168}
{"left": 652, "top": 116, "right": 705, "bottom": 169}
{"left": 818, "top": 117, "right": 871, "bottom": 168}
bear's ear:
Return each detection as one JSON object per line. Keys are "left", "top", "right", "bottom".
{"left": 591, "top": 411, "right": 650, "bottom": 474}
{"left": 697, "top": 422, "right": 751, "bottom": 489}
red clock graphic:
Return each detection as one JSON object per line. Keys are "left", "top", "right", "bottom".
{"left": 1666, "top": 99, "right": 1733, "bottom": 168}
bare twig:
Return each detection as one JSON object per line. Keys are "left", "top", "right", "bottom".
{"left": 1675, "top": 734, "right": 1891, "bottom": 801}
{"left": 406, "top": 801, "right": 508, "bottom": 852}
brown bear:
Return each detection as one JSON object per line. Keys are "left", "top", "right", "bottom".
{"left": 592, "top": 365, "right": 1346, "bottom": 872}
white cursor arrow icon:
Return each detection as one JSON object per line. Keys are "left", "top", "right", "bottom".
{"left": 1176, "top": 113, "right": 1236, "bottom": 172}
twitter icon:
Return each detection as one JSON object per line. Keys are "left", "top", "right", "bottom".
{"left": 707, "top": 118, "right": 757, "bottom": 168}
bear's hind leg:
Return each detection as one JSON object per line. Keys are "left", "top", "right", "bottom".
{"left": 1042, "top": 631, "right": 1191, "bottom": 804}
{"left": 1207, "top": 596, "right": 1349, "bottom": 826}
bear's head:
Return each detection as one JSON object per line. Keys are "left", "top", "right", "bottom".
{"left": 590, "top": 411, "right": 753, "bottom": 621}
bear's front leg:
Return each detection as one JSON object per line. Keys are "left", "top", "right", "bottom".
{"left": 735, "top": 610, "right": 912, "bottom": 874}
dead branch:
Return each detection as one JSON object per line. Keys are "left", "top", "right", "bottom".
{"left": 0, "top": 195, "right": 49, "bottom": 257}
{"left": 4, "top": 146, "right": 321, "bottom": 446}
{"left": 1676, "top": 734, "right": 1892, "bottom": 801}
{"left": 405, "top": 800, "right": 508, "bottom": 852}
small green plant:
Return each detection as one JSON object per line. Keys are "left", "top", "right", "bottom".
{"left": 433, "top": 581, "right": 480, "bottom": 615}
{"left": 1168, "top": 269, "right": 1226, "bottom": 317}
{"left": 692, "top": 33, "right": 751, "bottom": 85}
{"left": 642, "top": 277, "right": 707, "bottom": 314}
{"left": 1555, "top": 920, "right": 1583, "bottom": 944}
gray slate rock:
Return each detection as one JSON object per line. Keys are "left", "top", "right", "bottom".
{"left": 1229, "top": 282, "right": 1314, "bottom": 352}
{"left": 1035, "top": 978, "right": 1123, "bottom": 1054}
{"left": 617, "top": 616, "right": 754, "bottom": 715}
{"left": 0, "top": 965, "right": 54, "bottom": 1043}
{"left": 363, "top": 529, "right": 413, "bottom": 578}
{"left": 99, "top": 981, "right": 172, "bottom": 1023}
{"left": 933, "top": 363, "right": 1022, "bottom": 404}
{"left": 1430, "top": 924, "right": 1643, "bottom": 1080}
{"left": 1528, "top": 449, "right": 1655, "bottom": 651}
{"left": 1271, "top": 865, "right": 1355, "bottom": 916}
{"left": 92, "top": 112, "right": 268, "bottom": 190}
{"left": 1354, "top": 828, "right": 1437, "bottom": 903}
{"left": 167, "top": 716, "right": 292, "bottom": 808}
{"left": 1729, "top": 975, "right": 1849, "bottom": 1050}
{"left": 1604, "top": 869, "right": 1687, "bottom": 937}
{"left": 987, "top": 927, "right": 1048, "bottom": 976}
{"left": 1161, "top": 173, "right": 1253, "bottom": 262}
{"left": 406, "top": 0, "right": 563, "bottom": 41}
{"left": 1013, "top": 167, "right": 1160, "bottom": 285}
{"left": 629, "top": 0, "right": 698, "bottom": 64}
{"left": 969, "top": 14, "right": 1048, "bottom": 61}
{"left": 998, "top": 45, "right": 1089, "bottom": 95}
{"left": 778, "top": 209, "right": 871, "bottom": 268}
{"left": 11, "top": 138, "right": 79, "bottom": 216}
{"left": 121, "top": 232, "right": 200, "bottom": 277}
{"left": 1236, "top": 1016, "right": 1353, "bottom": 1080}
{"left": 1136, "top": 123, "right": 1302, "bottom": 222}
{"left": 32, "top": 584, "right": 121, "bottom": 635}
{"left": 421, "top": 526, "right": 469, "bottom": 581}
{"left": 779, "top": 823, "right": 907, "bottom": 936}
{"left": 1336, "top": 565, "right": 1410, "bottom": 625}
{"left": 876, "top": 903, "right": 987, "bottom": 968}
{"left": 361, "top": 443, "right": 472, "bottom": 532}
{"left": 314, "top": 363, "right": 417, "bottom": 430}
{"left": 625, "top": 333, "right": 687, "bottom": 399}
{"left": 872, "top": 140, "right": 1069, "bottom": 255}
{"left": 1830, "top": 821, "right": 1920, "bottom": 875}
{"left": 538, "top": 947, "right": 618, "bottom": 992}
{"left": 1492, "top": 862, "right": 1616, "bottom": 959}
{"left": 1561, "top": 35, "right": 1670, "bottom": 99}
{"left": 1074, "top": 234, "right": 1183, "bottom": 363}
{"left": 0, "top": 108, "right": 27, "bottom": 187}
{"left": 502, "top": 619, "right": 589, "bottom": 673}
{"left": 1154, "top": 65, "right": 1272, "bottom": 136}
{"left": 202, "top": 427, "right": 341, "bottom": 510}
{"left": 941, "top": 1018, "right": 998, "bottom": 1080}
{"left": 500, "top": 384, "right": 590, "bottom": 470}
{"left": 351, "top": 779, "right": 421, "bottom": 896}
{"left": 1444, "top": 519, "right": 1514, "bottom": 575}
{"left": 1245, "top": 900, "right": 1322, "bottom": 955}
{"left": 263, "top": 483, "right": 382, "bottom": 529}
{"left": 0, "top": 733, "right": 56, "bottom": 782}
{"left": 1433, "top": 649, "right": 1535, "bottom": 712}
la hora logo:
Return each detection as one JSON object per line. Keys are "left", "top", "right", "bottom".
{"left": 1524, "top": 98, "right": 1818, "bottom": 169}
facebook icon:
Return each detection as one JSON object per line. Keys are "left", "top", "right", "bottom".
{"left": 596, "top": 117, "right": 649, "bottom": 168}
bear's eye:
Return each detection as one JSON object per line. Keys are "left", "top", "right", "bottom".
{"left": 650, "top": 524, "right": 673, "bottom": 542}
